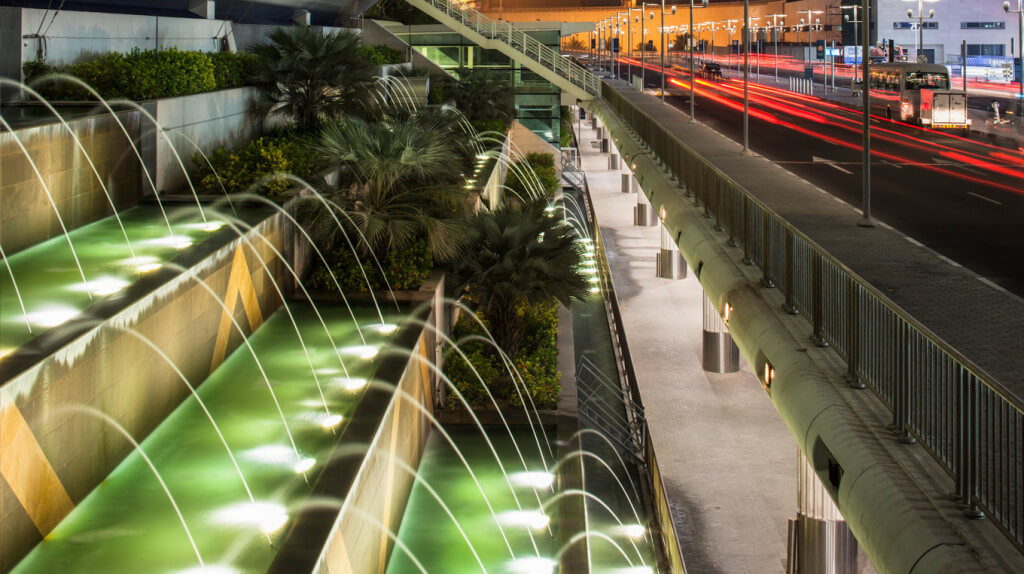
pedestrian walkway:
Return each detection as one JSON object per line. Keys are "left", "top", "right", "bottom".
{"left": 572, "top": 116, "right": 808, "bottom": 573}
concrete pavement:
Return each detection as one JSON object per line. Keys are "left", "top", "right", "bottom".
{"left": 573, "top": 115, "right": 878, "bottom": 573}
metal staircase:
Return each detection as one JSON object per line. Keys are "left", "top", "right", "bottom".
{"left": 402, "top": 0, "right": 600, "bottom": 100}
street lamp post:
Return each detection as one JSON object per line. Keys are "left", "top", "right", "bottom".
{"left": 859, "top": 0, "right": 874, "bottom": 227}
{"left": 766, "top": 14, "right": 785, "bottom": 81}
{"left": 722, "top": 19, "right": 738, "bottom": 71}
{"left": 843, "top": 6, "right": 864, "bottom": 92}
{"left": 1007, "top": 1, "right": 1024, "bottom": 122}
{"left": 798, "top": 9, "right": 824, "bottom": 85}
{"left": 905, "top": 0, "right": 938, "bottom": 63}
{"left": 743, "top": 1, "right": 751, "bottom": 154}
{"left": 690, "top": 0, "right": 709, "bottom": 122}
{"left": 660, "top": 2, "right": 678, "bottom": 103}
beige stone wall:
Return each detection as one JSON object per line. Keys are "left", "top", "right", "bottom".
{"left": 0, "top": 214, "right": 287, "bottom": 572}
{"left": 0, "top": 110, "right": 143, "bottom": 255}
{"left": 314, "top": 278, "right": 444, "bottom": 574}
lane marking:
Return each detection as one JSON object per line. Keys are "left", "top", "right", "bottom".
{"left": 968, "top": 192, "right": 1003, "bottom": 205}
{"left": 812, "top": 155, "right": 854, "bottom": 175}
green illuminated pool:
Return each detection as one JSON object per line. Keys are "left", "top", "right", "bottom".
{"left": 12, "top": 303, "right": 402, "bottom": 574}
{"left": 387, "top": 427, "right": 559, "bottom": 574}
{"left": 0, "top": 205, "right": 258, "bottom": 356}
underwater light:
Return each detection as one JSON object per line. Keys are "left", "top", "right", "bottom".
{"left": 333, "top": 376, "right": 369, "bottom": 391}
{"left": 242, "top": 445, "right": 298, "bottom": 467}
{"left": 70, "top": 277, "right": 130, "bottom": 297}
{"left": 588, "top": 277, "right": 600, "bottom": 283}
{"left": 211, "top": 502, "right": 288, "bottom": 534}
{"left": 498, "top": 510, "right": 550, "bottom": 531}
{"left": 507, "top": 557, "right": 557, "bottom": 574}
{"left": 318, "top": 414, "right": 344, "bottom": 429}
{"left": 544, "top": 206, "right": 556, "bottom": 213}
{"left": 185, "top": 221, "right": 225, "bottom": 232}
{"left": 612, "top": 524, "right": 647, "bottom": 540}
{"left": 317, "top": 367, "right": 342, "bottom": 376}
{"left": 293, "top": 457, "right": 316, "bottom": 474}
{"left": 509, "top": 471, "right": 554, "bottom": 489}
{"left": 476, "top": 153, "right": 489, "bottom": 160}
{"left": 589, "top": 286, "right": 600, "bottom": 293}
{"left": 123, "top": 255, "right": 162, "bottom": 273}
{"left": 176, "top": 565, "right": 242, "bottom": 574}
{"left": 341, "top": 345, "right": 380, "bottom": 360}
{"left": 147, "top": 235, "right": 193, "bottom": 249}
{"left": 25, "top": 306, "right": 79, "bottom": 328}
{"left": 0, "top": 348, "right": 13, "bottom": 361}
{"left": 371, "top": 322, "right": 399, "bottom": 335}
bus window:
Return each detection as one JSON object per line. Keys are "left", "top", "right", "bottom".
{"left": 905, "top": 72, "right": 949, "bottom": 90}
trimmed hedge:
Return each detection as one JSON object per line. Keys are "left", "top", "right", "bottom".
{"left": 307, "top": 237, "right": 433, "bottom": 293}
{"left": 506, "top": 152, "right": 559, "bottom": 199}
{"left": 191, "top": 133, "right": 320, "bottom": 203}
{"left": 360, "top": 44, "right": 407, "bottom": 66}
{"left": 444, "top": 299, "right": 561, "bottom": 410}
{"left": 23, "top": 49, "right": 254, "bottom": 101}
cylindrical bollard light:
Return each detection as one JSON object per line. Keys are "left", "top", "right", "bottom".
{"left": 595, "top": 125, "right": 604, "bottom": 140}
{"left": 656, "top": 221, "right": 687, "bottom": 279}
{"left": 621, "top": 172, "right": 632, "bottom": 194}
{"left": 633, "top": 178, "right": 657, "bottom": 226}
{"left": 788, "top": 449, "right": 859, "bottom": 574}
{"left": 601, "top": 138, "right": 610, "bottom": 153}
{"left": 702, "top": 293, "right": 739, "bottom": 373}
{"left": 609, "top": 153, "right": 620, "bottom": 170}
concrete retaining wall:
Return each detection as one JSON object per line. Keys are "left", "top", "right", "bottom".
{"left": 308, "top": 277, "right": 445, "bottom": 574}
{"left": 0, "top": 213, "right": 288, "bottom": 572}
{"left": 142, "top": 86, "right": 259, "bottom": 194}
{"left": 0, "top": 109, "right": 143, "bottom": 255}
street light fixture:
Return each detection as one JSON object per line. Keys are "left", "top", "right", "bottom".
{"left": 722, "top": 19, "right": 739, "bottom": 71}
{"left": 797, "top": 10, "right": 824, "bottom": 86}
{"left": 688, "top": 0, "right": 709, "bottom": 122}
{"left": 1006, "top": 1, "right": 1024, "bottom": 122}
{"left": 904, "top": 0, "right": 939, "bottom": 62}
{"left": 765, "top": 13, "right": 785, "bottom": 81}
{"left": 637, "top": 5, "right": 657, "bottom": 91}
{"left": 843, "top": 6, "right": 864, "bottom": 90}
{"left": 658, "top": 3, "right": 678, "bottom": 102}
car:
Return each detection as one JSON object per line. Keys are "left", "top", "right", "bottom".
{"left": 698, "top": 62, "right": 723, "bottom": 79}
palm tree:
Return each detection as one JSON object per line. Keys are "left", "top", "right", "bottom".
{"left": 250, "top": 27, "right": 375, "bottom": 131}
{"left": 564, "top": 37, "right": 586, "bottom": 52}
{"left": 292, "top": 107, "right": 474, "bottom": 262}
{"left": 449, "top": 206, "right": 588, "bottom": 356}
{"left": 440, "top": 69, "right": 515, "bottom": 124}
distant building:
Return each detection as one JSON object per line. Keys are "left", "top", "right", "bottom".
{"left": 872, "top": 0, "right": 1018, "bottom": 66}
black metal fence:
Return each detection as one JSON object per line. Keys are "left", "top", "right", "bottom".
{"left": 601, "top": 82, "right": 1024, "bottom": 552}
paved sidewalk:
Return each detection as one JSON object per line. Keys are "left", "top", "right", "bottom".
{"left": 575, "top": 117, "right": 798, "bottom": 573}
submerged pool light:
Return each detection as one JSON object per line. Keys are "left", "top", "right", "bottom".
{"left": 498, "top": 510, "right": 550, "bottom": 531}
{"left": 210, "top": 501, "right": 289, "bottom": 534}
{"left": 332, "top": 376, "right": 369, "bottom": 391}
{"left": 509, "top": 471, "right": 555, "bottom": 489}
{"left": 507, "top": 557, "right": 557, "bottom": 574}
{"left": 70, "top": 277, "right": 130, "bottom": 297}
{"left": 25, "top": 306, "right": 79, "bottom": 328}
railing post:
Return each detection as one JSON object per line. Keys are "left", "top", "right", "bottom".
{"left": 783, "top": 229, "right": 797, "bottom": 314}
{"left": 702, "top": 170, "right": 713, "bottom": 219}
{"left": 742, "top": 196, "right": 753, "bottom": 265}
{"left": 727, "top": 187, "right": 739, "bottom": 247}
{"left": 961, "top": 371, "right": 986, "bottom": 518}
{"left": 760, "top": 212, "right": 774, "bottom": 287}
{"left": 713, "top": 180, "right": 724, "bottom": 231}
{"left": 892, "top": 321, "right": 916, "bottom": 444}
{"left": 844, "top": 277, "right": 864, "bottom": 388}
{"left": 810, "top": 254, "right": 827, "bottom": 346}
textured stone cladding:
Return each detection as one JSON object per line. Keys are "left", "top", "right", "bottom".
{"left": 0, "top": 110, "right": 143, "bottom": 255}
{"left": 0, "top": 214, "right": 286, "bottom": 572}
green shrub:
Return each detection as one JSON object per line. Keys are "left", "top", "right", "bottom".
{"left": 360, "top": 44, "right": 407, "bottom": 66}
{"left": 22, "top": 49, "right": 254, "bottom": 102}
{"left": 506, "top": 152, "right": 559, "bottom": 199}
{"left": 210, "top": 51, "right": 257, "bottom": 90}
{"left": 470, "top": 117, "right": 510, "bottom": 136}
{"left": 559, "top": 105, "right": 574, "bottom": 148}
{"left": 445, "top": 346, "right": 502, "bottom": 409}
{"left": 443, "top": 299, "right": 561, "bottom": 411}
{"left": 191, "top": 133, "right": 320, "bottom": 202}
{"left": 306, "top": 237, "right": 433, "bottom": 293}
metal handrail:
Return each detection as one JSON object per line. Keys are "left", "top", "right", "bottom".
{"left": 600, "top": 82, "right": 1024, "bottom": 551}
{"left": 410, "top": 0, "right": 600, "bottom": 96}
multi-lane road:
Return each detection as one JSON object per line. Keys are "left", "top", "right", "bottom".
{"left": 601, "top": 57, "right": 1024, "bottom": 296}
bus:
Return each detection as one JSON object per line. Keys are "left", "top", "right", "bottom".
{"left": 867, "top": 63, "right": 970, "bottom": 132}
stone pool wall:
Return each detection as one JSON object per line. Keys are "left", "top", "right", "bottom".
{"left": 0, "top": 213, "right": 289, "bottom": 571}
{"left": 0, "top": 109, "right": 143, "bottom": 255}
